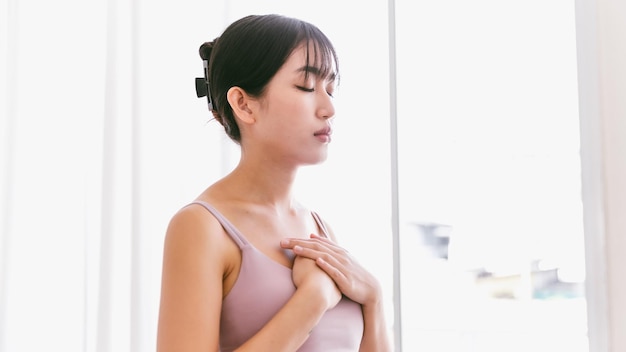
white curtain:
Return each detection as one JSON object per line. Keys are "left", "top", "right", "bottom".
{"left": 0, "top": 0, "right": 230, "bottom": 351}
{"left": 1, "top": 1, "right": 394, "bottom": 351}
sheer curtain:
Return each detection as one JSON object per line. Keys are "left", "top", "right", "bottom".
{"left": 0, "top": 0, "right": 229, "bottom": 351}
{"left": 1, "top": 1, "right": 393, "bottom": 351}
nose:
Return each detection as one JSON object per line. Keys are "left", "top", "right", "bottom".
{"left": 317, "top": 91, "right": 335, "bottom": 120}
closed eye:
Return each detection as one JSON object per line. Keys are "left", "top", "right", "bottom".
{"left": 296, "top": 86, "right": 334, "bottom": 98}
{"left": 296, "top": 86, "right": 315, "bottom": 92}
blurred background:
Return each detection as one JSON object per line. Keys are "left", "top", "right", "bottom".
{"left": 1, "top": 0, "right": 625, "bottom": 351}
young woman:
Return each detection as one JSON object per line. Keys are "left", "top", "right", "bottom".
{"left": 157, "top": 14, "right": 391, "bottom": 352}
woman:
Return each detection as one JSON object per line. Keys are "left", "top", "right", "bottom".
{"left": 157, "top": 14, "right": 391, "bottom": 352}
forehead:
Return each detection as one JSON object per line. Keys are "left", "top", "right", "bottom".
{"left": 285, "top": 42, "right": 338, "bottom": 80}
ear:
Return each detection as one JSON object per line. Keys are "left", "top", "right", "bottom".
{"left": 227, "top": 86, "right": 256, "bottom": 125}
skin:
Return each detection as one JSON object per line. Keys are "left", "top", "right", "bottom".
{"left": 157, "top": 43, "right": 391, "bottom": 352}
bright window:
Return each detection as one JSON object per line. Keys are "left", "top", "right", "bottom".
{"left": 394, "top": 0, "right": 587, "bottom": 351}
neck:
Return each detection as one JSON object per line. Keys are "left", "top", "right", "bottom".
{"left": 224, "top": 152, "right": 300, "bottom": 211}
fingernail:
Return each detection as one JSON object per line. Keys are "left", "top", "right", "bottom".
{"left": 280, "top": 239, "right": 289, "bottom": 246}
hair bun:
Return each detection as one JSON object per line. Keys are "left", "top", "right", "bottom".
{"left": 199, "top": 38, "right": 218, "bottom": 60}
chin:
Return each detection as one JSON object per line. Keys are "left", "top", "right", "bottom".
{"left": 302, "top": 152, "right": 329, "bottom": 166}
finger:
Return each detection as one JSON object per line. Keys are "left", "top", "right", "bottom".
{"left": 292, "top": 244, "right": 324, "bottom": 259}
{"left": 296, "top": 240, "right": 351, "bottom": 267}
{"left": 280, "top": 238, "right": 315, "bottom": 249}
{"left": 291, "top": 245, "right": 343, "bottom": 271}
{"left": 309, "top": 233, "right": 331, "bottom": 242}
{"left": 281, "top": 238, "right": 334, "bottom": 253}
{"left": 295, "top": 246, "right": 348, "bottom": 277}
{"left": 282, "top": 233, "right": 334, "bottom": 246}
{"left": 309, "top": 233, "right": 341, "bottom": 248}
{"left": 293, "top": 244, "right": 346, "bottom": 265}
{"left": 316, "top": 257, "right": 348, "bottom": 287}
{"left": 286, "top": 236, "right": 343, "bottom": 255}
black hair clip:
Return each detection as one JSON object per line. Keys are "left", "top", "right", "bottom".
{"left": 195, "top": 60, "right": 215, "bottom": 111}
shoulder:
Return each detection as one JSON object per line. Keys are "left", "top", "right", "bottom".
{"left": 166, "top": 203, "right": 224, "bottom": 242}
{"left": 158, "top": 202, "right": 232, "bottom": 350}
{"left": 163, "top": 202, "right": 233, "bottom": 271}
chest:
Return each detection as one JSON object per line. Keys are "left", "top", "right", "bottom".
{"left": 219, "top": 244, "right": 364, "bottom": 352}
{"left": 226, "top": 209, "right": 323, "bottom": 267}
{"left": 220, "top": 207, "right": 325, "bottom": 297}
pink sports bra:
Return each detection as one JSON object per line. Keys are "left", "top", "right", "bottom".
{"left": 189, "top": 201, "right": 364, "bottom": 351}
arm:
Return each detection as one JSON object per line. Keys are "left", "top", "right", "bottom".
{"left": 357, "top": 283, "right": 391, "bottom": 352}
{"left": 157, "top": 205, "right": 340, "bottom": 352}
{"left": 281, "top": 229, "right": 392, "bottom": 352}
{"left": 157, "top": 206, "right": 224, "bottom": 352}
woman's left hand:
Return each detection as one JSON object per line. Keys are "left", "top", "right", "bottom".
{"left": 280, "top": 234, "right": 382, "bottom": 307}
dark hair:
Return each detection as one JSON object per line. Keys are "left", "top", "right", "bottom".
{"left": 199, "top": 14, "right": 339, "bottom": 143}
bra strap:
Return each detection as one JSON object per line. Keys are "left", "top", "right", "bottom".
{"left": 311, "top": 211, "right": 330, "bottom": 238}
{"left": 187, "top": 200, "right": 248, "bottom": 248}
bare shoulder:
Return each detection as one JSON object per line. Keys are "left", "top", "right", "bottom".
{"left": 157, "top": 202, "right": 233, "bottom": 350}
{"left": 165, "top": 204, "right": 228, "bottom": 254}
{"left": 167, "top": 203, "right": 222, "bottom": 237}
{"left": 161, "top": 202, "right": 238, "bottom": 288}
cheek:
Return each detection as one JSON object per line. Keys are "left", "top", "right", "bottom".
{"left": 269, "top": 93, "right": 308, "bottom": 119}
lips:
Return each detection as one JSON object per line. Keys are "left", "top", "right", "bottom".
{"left": 314, "top": 126, "right": 332, "bottom": 137}
{"left": 314, "top": 126, "right": 332, "bottom": 143}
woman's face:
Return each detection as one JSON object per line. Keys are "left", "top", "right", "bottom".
{"left": 247, "top": 44, "right": 337, "bottom": 166}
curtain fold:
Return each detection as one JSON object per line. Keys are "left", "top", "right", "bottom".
{"left": 0, "top": 0, "right": 230, "bottom": 349}
{"left": 0, "top": 0, "right": 18, "bottom": 349}
{"left": 0, "top": 0, "right": 142, "bottom": 351}
{"left": 95, "top": 0, "right": 135, "bottom": 350}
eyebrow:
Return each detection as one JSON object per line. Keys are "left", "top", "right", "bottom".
{"left": 296, "top": 66, "right": 337, "bottom": 81}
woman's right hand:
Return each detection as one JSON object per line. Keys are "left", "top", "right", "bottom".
{"left": 291, "top": 254, "right": 342, "bottom": 310}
